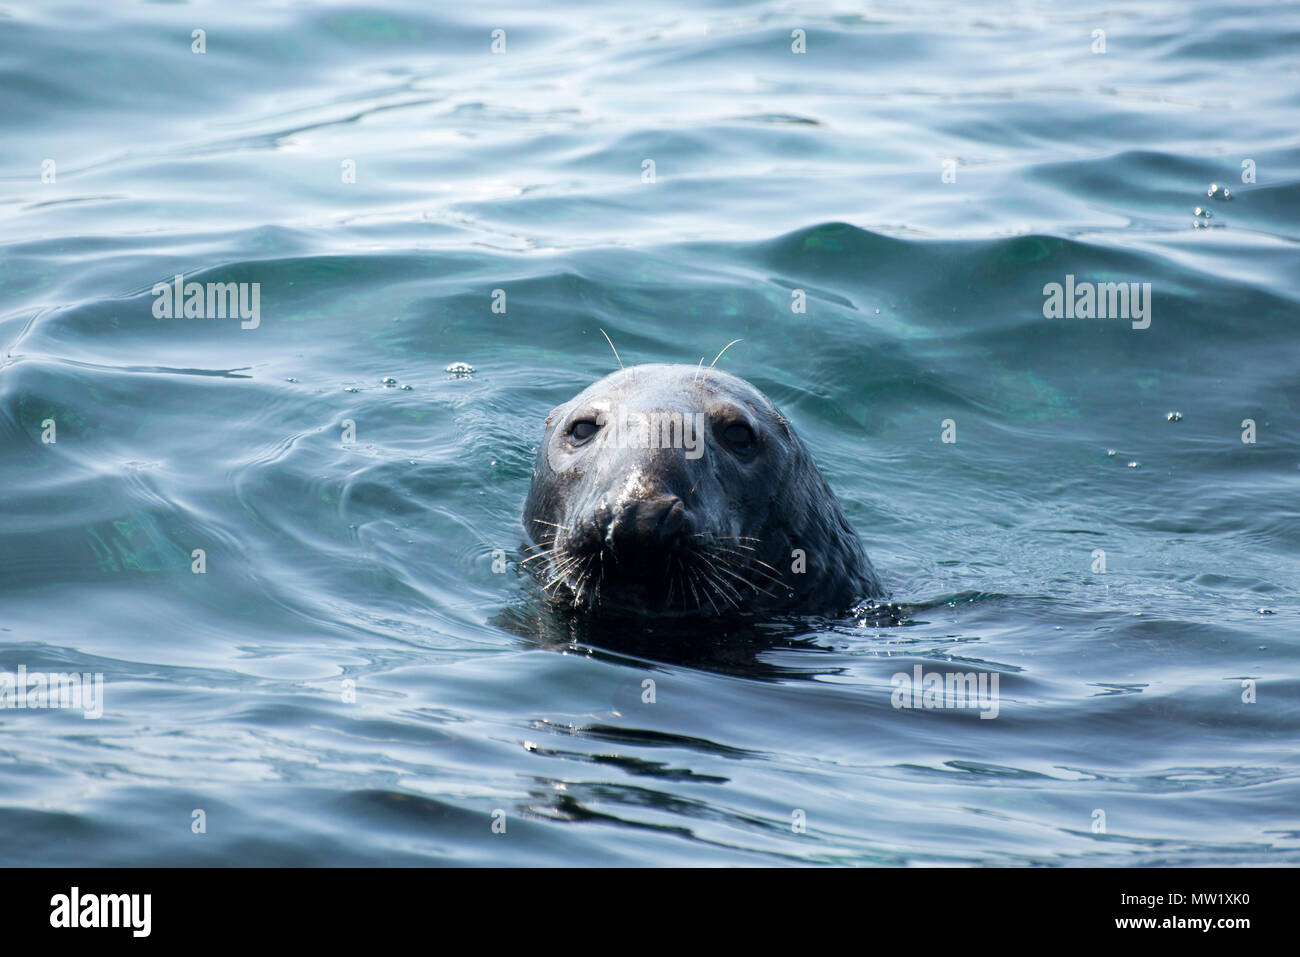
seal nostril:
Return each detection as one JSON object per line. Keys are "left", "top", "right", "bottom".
{"left": 653, "top": 498, "right": 687, "bottom": 545}
{"left": 599, "top": 495, "right": 690, "bottom": 560}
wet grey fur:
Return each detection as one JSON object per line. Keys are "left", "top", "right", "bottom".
{"left": 523, "top": 363, "right": 882, "bottom": 618}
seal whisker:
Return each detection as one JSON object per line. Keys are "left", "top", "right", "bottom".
{"left": 543, "top": 553, "right": 585, "bottom": 591}
{"left": 707, "top": 548, "right": 785, "bottom": 587}
{"left": 702, "top": 576, "right": 729, "bottom": 614}
{"left": 520, "top": 548, "right": 560, "bottom": 565}
{"left": 551, "top": 553, "right": 585, "bottom": 578}
{"left": 673, "top": 558, "right": 688, "bottom": 614}
{"left": 696, "top": 556, "right": 743, "bottom": 608}
{"left": 708, "top": 339, "right": 743, "bottom": 370}
{"left": 702, "top": 574, "right": 739, "bottom": 611}
{"left": 688, "top": 565, "right": 721, "bottom": 615}
{"left": 569, "top": 555, "right": 595, "bottom": 607}
{"left": 707, "top": 542, "right": 758, "bottom": 556}
{"left": 748, "top": 556, "right": 785, "bottom": 577}
{"left": 705, "top": 549, "right": 787, "bottom": 596}
{"left": 699, "top": 339, "right": 742, "bottom": 386}
{"left": 683, "top": 562, "right": 704, "bottom": 611}
{"left": 598, "top": 328, "right": 624, "bottom": 371}
{"left": 706, "top": 555, "right": 781, "bottom": 599}
{"left": 708, "top": 545, "right": 786, "bottom": 581}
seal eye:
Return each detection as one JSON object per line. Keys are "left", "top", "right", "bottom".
{"left": 569, "top": 419, "right": 600, "bottom": 444}
{"left": 721, "top": 422, "right": 756, "bottom": 454}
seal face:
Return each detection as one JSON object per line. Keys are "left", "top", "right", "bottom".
{"left": 522, "top": 363, "right": 882, "bottom": 619}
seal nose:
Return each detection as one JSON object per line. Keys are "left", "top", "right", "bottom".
{"left": 605, "top": 495, "right": 693, "bottom": 560}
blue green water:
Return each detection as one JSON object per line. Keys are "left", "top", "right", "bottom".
{"left": 1, "top": 0, "right": 1297, "bottom": 865}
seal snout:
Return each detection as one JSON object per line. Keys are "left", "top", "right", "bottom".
{"left": 578, "top": 494, "right": 695, "bottom": 566}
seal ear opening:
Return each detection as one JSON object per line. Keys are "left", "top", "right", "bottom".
{"left": 545, "top": 407, "right": 561, "bottom": 428}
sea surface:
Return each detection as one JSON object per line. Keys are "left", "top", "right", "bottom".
{"left": 1, "top": 0, "right": 1297, "bottom": 865}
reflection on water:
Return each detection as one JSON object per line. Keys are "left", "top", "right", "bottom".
{"left": 1, "top": 0, "right": 1297, "bottom": 865}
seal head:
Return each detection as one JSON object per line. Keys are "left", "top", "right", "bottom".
{"left": 523, "top": 363, "right": 881, "bottom": 618}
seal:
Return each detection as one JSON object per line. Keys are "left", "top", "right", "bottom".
{"left": 522, "top": 363, "right": 882, "bottom": 618}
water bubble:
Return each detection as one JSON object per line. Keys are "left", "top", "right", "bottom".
{"left": 1207, "top": 183, "right": 1219, "bottom": 197}
{"left": 381, "top": 377, "right": 398, "bottom": 387}
{"left": 1166, "top": 411, "right": 1182, "bottom": 422}
{"left": 344, "top": 386, "right": 359, "bottom": 393}
{"left": 286, "top": 377, "right": 299, "bottom": 383}
{"left": 1127, "top": 461, "right": 1140, "bottom": 468}
{"left": 1257, "top": 608, "right": 1274, "bottom": 615}
{"left": 446, "top": 361, "right": 476, "bottom": 377}
{"left": 1221, "top": 187, "right": 1231, "bottom": 199}
{"left": 1194, "top": 206, "right": 1211, "bottom": 218}
{"left": 400, "top": 384, "right": 413, "bottom": 391}
{"left": 1106, "top": 449, "right": 1117, "bottom": 457}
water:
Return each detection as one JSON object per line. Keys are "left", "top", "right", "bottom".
{"left": 1, "top": 0, "right": 1297, "bottom": 866}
